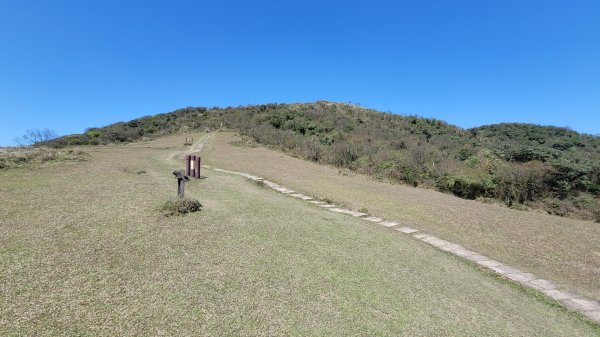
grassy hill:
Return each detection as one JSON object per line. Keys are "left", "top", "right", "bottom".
{"left": 2, "top": 133, "right": 599, "bottom": 335}
{"left": 46, "top": 101, "right": 600, "bottom": 221}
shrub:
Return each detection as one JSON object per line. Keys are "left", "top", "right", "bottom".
{"left": 441, "top": 175, "right": 488, "bottom": 200}
{"left": 162, "top": 197, "right": 202, "bottom": 216}
{"left": 329, "top": 141, "right": 358, "bottom": 167}
{"left": 494, "top": 161, "right": 552, "bottom": 205}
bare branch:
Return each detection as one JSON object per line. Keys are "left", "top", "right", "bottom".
{"left": 14, "top": 128, "right": 58, "bottom": 147}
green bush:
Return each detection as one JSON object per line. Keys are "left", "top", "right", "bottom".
{"left": 441, "top": 176, "right": 488, "bottom": 200}
{"left": 494, "top": 161, "right": 552, "bottom": 205}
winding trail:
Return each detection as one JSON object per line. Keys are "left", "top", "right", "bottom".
{"left": 187, "top": 134, "right": 600, "bottom": 325}
{"left": 190, "top": 133, "right": 212, "bottom": 153}
{"left": 170, "top": 133, "right": 213, "bottom": 161}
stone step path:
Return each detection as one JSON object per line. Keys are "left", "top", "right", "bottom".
{"left": 202, "top": 164, "right": 600, "bottom": 325}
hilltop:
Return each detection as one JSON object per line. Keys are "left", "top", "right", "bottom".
{"left": 47, "top": 101, "right": 600, "bottom": 221}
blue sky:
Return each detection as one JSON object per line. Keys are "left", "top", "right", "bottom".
{"left": 1, "top": 0, "right": 599, "bottom": 145}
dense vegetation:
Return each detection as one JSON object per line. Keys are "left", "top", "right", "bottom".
{"left": 47, "top": 101, "right": 600, "bottom": 221}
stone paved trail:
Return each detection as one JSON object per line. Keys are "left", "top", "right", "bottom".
{"left": 197, "top": 164, "right": 600, "bottom": 325}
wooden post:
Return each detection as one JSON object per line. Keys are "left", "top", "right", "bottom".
{"left": 185, "top": 155, "right": 191, "bottom": 177}
{"left": 195, "top": 156, "right": 201, "bottom": 178}
{"left": 190, "top": 155, "right": 196, "bottom": 178}
{"left": 172, "top": 170, "right": 189, "bottom": 198}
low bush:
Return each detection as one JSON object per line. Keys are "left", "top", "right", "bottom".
{"left": 440, "top": 175, "right": 488, "bottom": 200}
{"left": 162, "top": 197, "right": 202, "bottom": 216}
{"left": 249, "top": 179, "right": 267, "bottom": 188}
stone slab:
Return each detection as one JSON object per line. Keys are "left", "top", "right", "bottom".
{"left": 541, "top": 289, "right": 575, "bottom": 301}
{"left": 477, "top": 260, "right": 502, "bottom": 268}
{"left": 364, "top": 216, "right": 384, "bottom": 223}
{"left": 505, "top": 272, "right": 535, "bottom": 283}
{"left": 328, "top": 208, "right": 347, "bottom": 213}
{"left": 396, "top": 227, "right": 418, "bottom": 234}
{"left": 380, "top": 221, "right": 399, "bottom": 228}
{"left": 489, "top": 265, "right": 522, "bottom": 275}
{"left": 448, "top": 249, "right": 476, "bottom": 258}
{"left": 420, "top": 236, "right": 451, "bottom": 248}
{"left": 570, "top": 298, "right": 600, "bottom": 311}
{"left": 561, "top": 299, "right": 593, "bottom": 312}
{"left": 440, "top": 244, "right": 467, "bottom": 252}
{"left": 464, "top": 254, "right": 490, "bottom": 262}
{"left": 530, "top": 279, "right": 557, "bottom": 290}
{"left": 582, "top": 310, "right": 600, "bottom": 323}
{"left": 327, "top": 208, "right": 367, "bottom": 217}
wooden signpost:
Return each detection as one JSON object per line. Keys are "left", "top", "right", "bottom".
{"left": 172, "top": 169, "right": 189, "bottom": 197}
{"left": 175, "top": 155, "right": 201, "bottom": 197}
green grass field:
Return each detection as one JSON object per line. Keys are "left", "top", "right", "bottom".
{"left": 1, "top": 134, "right": 599, "bottom": 335}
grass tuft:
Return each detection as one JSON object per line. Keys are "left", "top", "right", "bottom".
{"left": 162, "top": 197, "right": 202, "bottom": 216}
{"left": 248, "top": 178, "right": 267, "bottom": 188}
{"left": 317, "top": 196, "right": 335, "bottom": 204}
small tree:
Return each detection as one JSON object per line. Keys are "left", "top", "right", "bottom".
{"left": 15, "top": 128, "right": 57, "bottom": 147}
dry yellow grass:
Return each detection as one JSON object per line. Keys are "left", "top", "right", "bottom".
{"left": 203, "top": 132, "right": 600, "bottom": 302}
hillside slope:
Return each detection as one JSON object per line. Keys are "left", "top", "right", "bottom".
{"left": 47, "top": 101, "right": 600, "bottom": 221}
{"left": 203, "top": 132, "right": 600, "bottom": 302}
{"left": 1, "top": 133, "right": 599, "bottom": 334}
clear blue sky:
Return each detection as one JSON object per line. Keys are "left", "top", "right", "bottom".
{"left": 1, "top": 0, "right": 599, "bottom": 145}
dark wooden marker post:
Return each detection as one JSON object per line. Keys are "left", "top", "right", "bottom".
{"left": 173, "top": 170, "right": 189, "bottom": 198}
{"left": 183, "top": 155, "right": 201, "bottom": 179}
{"left": 185, "top": 154, "right": 192, "bottom": 177}
{"left": 190, "top": 155, "right": 196, "bottom": 178}
{"left": 185, "top": 155, "right": 191, "bottom": 177}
